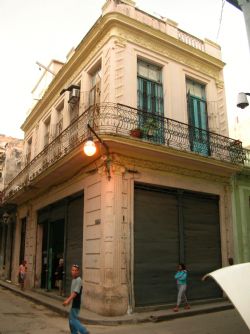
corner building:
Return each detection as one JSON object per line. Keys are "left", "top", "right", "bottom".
{"left": 2, "top": 0, "right": 244, "bottom": 316}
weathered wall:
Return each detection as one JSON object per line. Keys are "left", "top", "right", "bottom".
{"left": 0, "top": 134, "right": 24, "bottom": 191}
{"left": 232, "top": 172, "right": 250, "bottom": 263}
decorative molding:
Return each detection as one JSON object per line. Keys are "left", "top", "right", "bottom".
{"left": 112, "top": 153, "right": 231, "bottom": 185}
{"left": 215, "top": 79, "right": 224, "bottom": 89}
{"left": 114, "top": 42, "right": 125, "bottom": 102}
{"left": 118, "top": 29, "right": 222, "bottom": 81}
{"left": 103, "top": 47, "right": 111, "bottom": 102}
{"left": 114, "top": 37, "right": 127, "bottom": 48}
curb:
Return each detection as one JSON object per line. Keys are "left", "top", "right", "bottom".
{"left": 148, "top": 303, "right": 233, "bottom": 323}
{"left": 0, "top": 280, "right": 233, "bottom": 326}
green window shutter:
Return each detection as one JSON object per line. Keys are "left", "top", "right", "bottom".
{"left": 187, "top": 91, "right": 210, "bottom": 156}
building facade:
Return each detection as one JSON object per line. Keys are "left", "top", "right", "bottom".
{"left": 0, "top": 135, "right": 24, "bottom": 279}
{"left": 1, "top": 0, "right": 245, "bottom": 316}
{"left": 231, "top": 149, "right": 250, "bottom": 264}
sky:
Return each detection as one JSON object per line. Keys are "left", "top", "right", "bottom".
{"left": 0, "top": 0, "right": 249, "bottom": 144}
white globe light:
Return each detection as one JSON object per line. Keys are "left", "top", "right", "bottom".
{"left": 83, "top": 140, "right": 96, "bottom": 156}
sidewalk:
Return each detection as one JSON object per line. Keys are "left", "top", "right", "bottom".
{"left": 0, "top": 279, "right": 233, "bottom": 326}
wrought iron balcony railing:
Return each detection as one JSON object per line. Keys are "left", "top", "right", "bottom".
{"left": 3, "top": 103, "right": 245, "bottom": 201}
{"left": 243, "top": 148, "right": 250, "bottom": 168}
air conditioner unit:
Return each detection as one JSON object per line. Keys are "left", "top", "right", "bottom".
{"left": 69, "top": 88, "right": 80, "bottom": 104}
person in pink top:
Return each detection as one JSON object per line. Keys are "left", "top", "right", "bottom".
{"left": 18, "top": 260, "right": 27, "bottom": 290}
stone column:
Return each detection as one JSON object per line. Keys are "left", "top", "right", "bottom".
{"left": 24, "top": 206, "right": 36, "bottom": 289}
{"left": 84, "top": 162, "right": 130, "bottom": 316}
{"left": 100, "top": 164, "right": 128, "bottom": 315}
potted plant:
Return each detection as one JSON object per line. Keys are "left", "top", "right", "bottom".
{"left": 143, "top": 116, "right": 158, "bottom": 137}
{"left": 130, "top": 128, "right": 142, "bottom": 138}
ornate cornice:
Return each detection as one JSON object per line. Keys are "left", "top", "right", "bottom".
{"left": 112, "top": 153, "right": 231, "bottom": 185}
{"left": 117, "top": 28, "right": 222, "bottom": 80}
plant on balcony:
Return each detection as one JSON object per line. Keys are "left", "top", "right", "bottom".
{"left": 130, "top": 116, "right": 158, "bottom": 138}
{"left": 142, "top": 116, "right": 158, "bottom": 137}
{"left": 130, "top": 128, "right": 142, "bottom": 138}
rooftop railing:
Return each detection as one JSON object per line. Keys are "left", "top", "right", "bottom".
{"left": 3, "top": 103, "right": 245, "bottom": 201}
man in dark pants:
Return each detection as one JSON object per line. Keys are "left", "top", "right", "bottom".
{"left": 63, "top": 264, "right": 90, "bottom": 334}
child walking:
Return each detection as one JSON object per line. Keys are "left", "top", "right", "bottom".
{"left": 173, "top": 263, "right": 190, "bottom": 312}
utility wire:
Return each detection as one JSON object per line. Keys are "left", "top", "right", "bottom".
{"left": 216, "top": 0, "right": 226, "bottom": 41}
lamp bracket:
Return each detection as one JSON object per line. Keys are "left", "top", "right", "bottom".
{"left": 87, "top": 124, "right": 110, "bottom": 155}
{"left": 87, "top": 123, "right": 111, "bottom": 180}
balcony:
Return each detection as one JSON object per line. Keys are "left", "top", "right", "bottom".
{"left": 3, "top": 103, "right": 245, "bottom": 202}
{"left": 243, "top": 149, "right": 250, "bottom": 168}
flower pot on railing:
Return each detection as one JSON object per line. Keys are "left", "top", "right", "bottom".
{"left": 130, "top": 128, "right": 142, "bottom": 138}
{"left": 142, "top": 117, "right": 158, "bottom": 138}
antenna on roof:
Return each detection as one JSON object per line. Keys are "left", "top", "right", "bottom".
{"left": 35, "top": 61, "right": 56, "bottom": 76}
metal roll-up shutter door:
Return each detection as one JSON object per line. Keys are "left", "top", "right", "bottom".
{"left": 183, "top": 192, "right": 222, "bottom": 300}
{"left": 134, "top": 185, "right": 179, "bottom": 307}
{"left": 65, "top": 193, "right": 84, "bottom": 293}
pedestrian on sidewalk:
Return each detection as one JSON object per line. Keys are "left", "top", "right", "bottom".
{"left": 173, "top": 263, "right": 190, "bottom": 312}
{"left": 55, "top": 258, "right": 64, "bottom": 296}
{"left": 18, "top": 260, "right": 27, "bottom": 291}
{"left": 63, "top": 264, "right": 90, "bottom": 334}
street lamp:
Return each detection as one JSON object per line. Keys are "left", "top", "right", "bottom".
{"left": 237, "top": 92, "right": 250, "bottom": 109}
{"left": 83, "top": 137, "right": 97, "bottom": 156}
{"left": 83, "top": 124, "right": 111, "bottom": 180}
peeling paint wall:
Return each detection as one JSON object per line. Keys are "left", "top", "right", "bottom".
{"left": 0, "top": 135, "right": 24, "bottom": 191}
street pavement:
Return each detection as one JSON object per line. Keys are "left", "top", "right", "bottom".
{"left": 0, "top": 279, "right": 234, "bottom": 326}
{"left": 0, "top": 285, "right": 68, "bottom": 334}
{"left": 0, "top": 285, "right": 249, "bottom": 334}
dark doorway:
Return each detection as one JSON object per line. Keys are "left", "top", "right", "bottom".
{"left": 38, "top": 192, "right": 83, "bottom": 293}
{"left": 19, "top": 217, "right": 26, "bottom": 265}
{"left": 41, "top": 219, "right": 64, "bottom": 290}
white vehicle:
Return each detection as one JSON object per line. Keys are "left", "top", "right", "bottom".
{"left": 204, "top": 263, "right": 250, "bottom": 330}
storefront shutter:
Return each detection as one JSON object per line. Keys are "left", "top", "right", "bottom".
{"left": 183, "top": 192, "right": 222, "bottom": 300}
{"left": 134, "top": 185, "right": 179, "bottom": 306}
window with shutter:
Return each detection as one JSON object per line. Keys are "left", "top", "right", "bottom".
{"left": 137, "top": 60, "right": 164, "bottom": 143}
{"left": 186, "top": 78, "right": 210, "bottom": 156}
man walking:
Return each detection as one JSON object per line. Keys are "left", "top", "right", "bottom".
{"left": 63, "top": 264, "right": 90, "bottom": 334}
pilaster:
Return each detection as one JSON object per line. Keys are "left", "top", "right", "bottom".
{"left": 100, "top": 165, "right": 128, "bottom": 315}
{"left": 84, "top": 164, "right": 129, "bottom": 316}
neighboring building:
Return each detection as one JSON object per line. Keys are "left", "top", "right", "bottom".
{"left": 0, "top": 0, "right": 245, "bottom": 316}
{"left": 0, "top": 134, "right": 24, "bottom": 279}
{"left": 0, "top": 135, "right": 24, "bottom": 189}
{"left": 231, "top": 148, "right": 250, "bottom": 263}
{"left": 226, "top": 0, "right": 250, "bottom": 50}
{"left": 227, "top": 0, "right": 250, "bottom": 147}
{"left": 0, "top": 143, "right": 5, "bottom": 192}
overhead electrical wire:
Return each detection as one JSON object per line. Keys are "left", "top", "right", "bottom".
{"left": 216, "top": 0, "right": 226, "bottom": 41}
